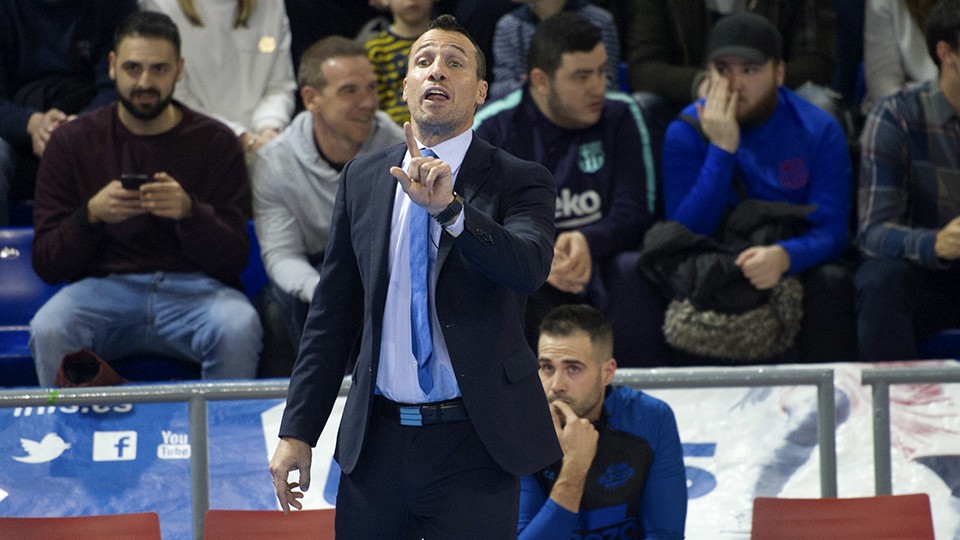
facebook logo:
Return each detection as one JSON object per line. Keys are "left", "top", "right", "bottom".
{"left": 92, "top": 431, "right": 138, "bottom": 462}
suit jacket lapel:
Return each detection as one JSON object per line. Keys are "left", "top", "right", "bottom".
{"left": 370, "top": 144, "right": 406, "bottom": 308}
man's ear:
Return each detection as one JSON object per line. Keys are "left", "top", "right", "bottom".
{"left": 600, "top": 358, "right": 617, "bottom": 387}
{"left": 529, "top": 68, "right": 550, "bottom": 93}
{"left": 108, "top": 51, "right": 117, "bottom": 81}
{"left": 775, "top": 59, "right": 785, "bottom": 86}
{"left": 936, "top": 40, "right": 956, "bottom": 70}
{"left": 475, "top": 79, "right": 488, "bottom": 108}
{"left": 300, "top": 86, "right": 318, "bottom": 111}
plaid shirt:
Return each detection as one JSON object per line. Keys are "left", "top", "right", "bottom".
{"left": 858, "top": 79, "right": 960, "bottom": 269}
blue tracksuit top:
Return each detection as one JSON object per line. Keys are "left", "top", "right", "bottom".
{"left": 662, "top": 86, "right": 852, "bottom": 274}
{"left": 474, "top": 88, "right": 656, "bottom": 263}
{"left": 517, "top": 386, "right": 687, "bottom": 539}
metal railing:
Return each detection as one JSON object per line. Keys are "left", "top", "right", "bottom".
{"left": 0, "top": 366, "right": 837, "bottom": 538}
{"left": 0, "top": 379, "right": 300, "bottom": 539}
{"left": 861, "top": 365, "right": 960, "bottom": 495}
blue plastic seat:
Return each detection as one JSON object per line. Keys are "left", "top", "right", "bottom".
{"left": 0, "top": 227, "right": 61, "bottom": 386}
{"left": 917, "top": 328, "right": 960, "bottom": 360}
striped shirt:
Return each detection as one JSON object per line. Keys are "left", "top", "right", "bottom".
{"left": 489, "top": 0, "right": 621, "bottom": 101}
{"left": 858, "top": 79, "right": 960, "bottom": 268}
{"left": 365, "top": 29, "right": 415, "bottom": 125}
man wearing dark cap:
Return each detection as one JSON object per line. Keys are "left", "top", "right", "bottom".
{"left": 659, "top": 12, "right": 856, "bottom": 363}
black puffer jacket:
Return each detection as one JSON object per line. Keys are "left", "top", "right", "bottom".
{"left": 639, "top": 199, "right": 815, "bottom": 314}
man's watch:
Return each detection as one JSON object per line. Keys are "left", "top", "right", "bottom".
{"left": 432, "top": 192, "right": 464, "bottom": 226}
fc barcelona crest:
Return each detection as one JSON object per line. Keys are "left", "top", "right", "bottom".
{"left": 578, "top": 141, "right": 605, "bottom": 174}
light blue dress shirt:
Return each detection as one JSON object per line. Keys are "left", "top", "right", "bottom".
{"left": 376, "top": 129, "right": 470, "bottom": 403}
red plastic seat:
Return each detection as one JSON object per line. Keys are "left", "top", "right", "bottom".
{"left": 0, "top": 512, "right": 162, "bottom": 539}
{"left": 751, "top": 493, "right": 935, "bottom": 539}
{"left": 203, "top": 508, "right": 335, "bottom": 540}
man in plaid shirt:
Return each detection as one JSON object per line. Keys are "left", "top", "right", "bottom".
{"left": 856, "top": 0, "right": 960, "bottom": 361}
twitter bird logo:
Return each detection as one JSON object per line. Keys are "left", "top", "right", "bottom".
{"left": 13, "top": 433, "right": 71, "bottom": 464}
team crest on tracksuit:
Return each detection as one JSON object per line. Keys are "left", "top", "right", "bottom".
{"left": 578, "top": 140, "right": 605, "bottom": 174}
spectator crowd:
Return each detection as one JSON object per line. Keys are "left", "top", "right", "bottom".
{"left": 3, "top": 0, "right": 958, "bottom": 388}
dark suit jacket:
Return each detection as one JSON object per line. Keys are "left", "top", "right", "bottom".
{"left": 279, "top": 135, "right": 563, "bottom": 477}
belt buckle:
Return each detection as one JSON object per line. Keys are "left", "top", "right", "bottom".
{"left": 398, "top": 405, "right": 424, "bottom": 427}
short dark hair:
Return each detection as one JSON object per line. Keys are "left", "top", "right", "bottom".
{"left": 424, "top": 14, "right": 486, "bottom": 80}
{"left": 539, "top": 304, "right": 614, "bottom": 359}
{"left": 527, "top": 12, "right": 602, "bottom": 78}
{"left": 298, "top": 36, "right": 369, "bottom": 90}
{"left": 114, "top": 11, "right": 181, "bottom": 57}
{"left": 927, "top": 0, "right": 960, "bottom": 69}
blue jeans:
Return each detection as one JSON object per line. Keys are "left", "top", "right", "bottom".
{"left": 29, "top": 272, "right": 263, "bottom": 385}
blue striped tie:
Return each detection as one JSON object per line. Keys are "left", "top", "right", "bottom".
{"left": 410, "top": 148, "right": 436, "bottom": 394}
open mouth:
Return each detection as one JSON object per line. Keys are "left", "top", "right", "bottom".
{"left": 423, "top": 87, "right": 449, "bottom": 102}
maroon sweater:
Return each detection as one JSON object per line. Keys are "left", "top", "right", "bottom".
{"left": 32, "top": 102, "right": 250, "bottom": 288}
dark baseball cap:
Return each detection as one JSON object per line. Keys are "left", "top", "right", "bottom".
{"left": 706, "top": 12, "right": 782, "bottom": 65}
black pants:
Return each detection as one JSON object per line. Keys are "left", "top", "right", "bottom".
{"left": 334, "top": 410, "right": 518, "bottom": 539}
{"left": 855, "top": 258, "right": 960, "bottom": 361}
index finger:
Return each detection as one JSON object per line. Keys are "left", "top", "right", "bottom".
{"left": 551, "top": 400, "right": 580, "bottom": 423}
{"left": 402, "top": 122, "right": 420, "bottom": 158}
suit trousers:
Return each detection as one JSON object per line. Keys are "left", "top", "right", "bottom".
{"left": 334, "top": 402, "right": 519, "bottom": 539}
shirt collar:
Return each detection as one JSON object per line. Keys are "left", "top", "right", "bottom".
{"left": 411, "top": 128, "right": 473, "bottom": 178}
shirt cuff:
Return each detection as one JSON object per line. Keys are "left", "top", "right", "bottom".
{"left": 442, "top": 208, "right": 465, "bottom": 237}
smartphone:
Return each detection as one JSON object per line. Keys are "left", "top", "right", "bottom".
{"left": 120, "top": 173, "right": 150, "bottom": 190}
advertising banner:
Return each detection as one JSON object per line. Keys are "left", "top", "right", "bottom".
{"left": 2, "top": 361, "right": 959, "bottom": 539}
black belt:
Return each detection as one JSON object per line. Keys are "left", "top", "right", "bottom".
{"left": 375, "top": 396, "right": 469, "bottom": 426}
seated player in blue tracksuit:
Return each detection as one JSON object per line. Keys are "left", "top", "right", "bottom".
{"left": 522, "top": 304, "right": 687, "bottom": 539}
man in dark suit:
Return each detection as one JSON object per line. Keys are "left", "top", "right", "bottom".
{"left": 269, "top": 15, "right": 562, "bottom": 539}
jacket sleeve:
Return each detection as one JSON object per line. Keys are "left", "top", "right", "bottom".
{"left": 639, "top": 401, "right": 688, "bottom": 539}
{"left": 250, "top": 5, "right": 296, "bottom": 132}
{"left": 279, "top": 159, "right": 363, "bottom": 445}
{"left": 453, "top": 158, "right": 556, "bottom": 294}
{"left": 662, "top": 107, "right": 737, "bottom": 236}
{"left": 775, "top": 118, "right": 851, "bottom": 273}
{"left": 252, "top": 150, "right": 320, "bottom": 303}
{"left": 31, "top": 126, "right": 108, "bottom": 284}
{"left": 517, "top": 476, "right": 580, "bottom": 540}
{"left": 857, "top": 94, "right": 942, "bottom": 268}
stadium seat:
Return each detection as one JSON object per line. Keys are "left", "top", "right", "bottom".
{"left": 240, "top": 219, "right": 268, "bottom": 298}
{"left": 0, "top": 512, "right": 162, "bottom": 539}
{"left": 0, "top": 227, "right": 61, "bottom": 386}
{"left": 751, "top": 493, "right": 934, "bottom": 540}
{"left": 918, "top": 328, "right": 960, "bottom": 360}
{"left": 202, "top": 508, "right": 335, "bottom": 540}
